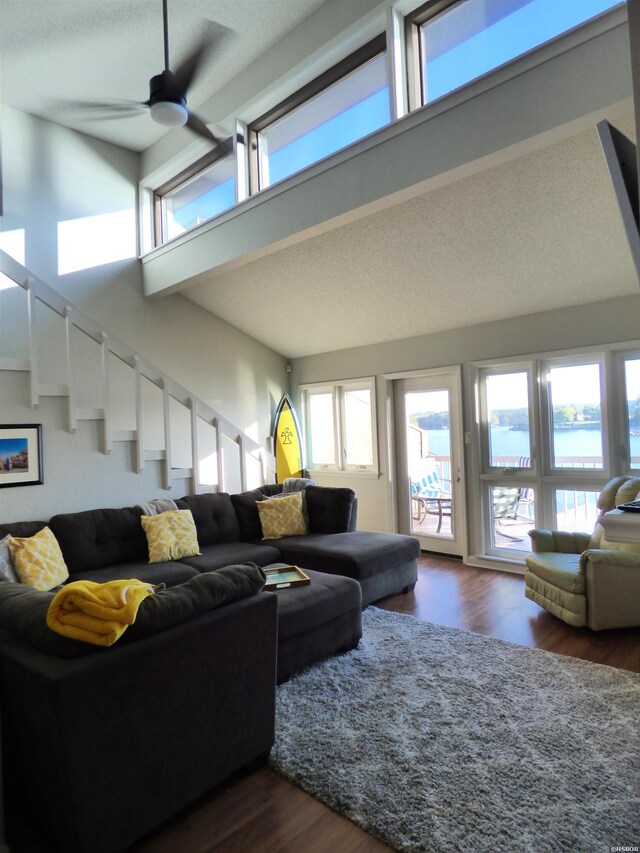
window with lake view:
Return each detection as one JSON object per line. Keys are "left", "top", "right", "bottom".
{"left": 476, "top": 350, "right": 638, "bottom": 557}
{"left": 625, "top": 357, "right": 640, "bottom": 470}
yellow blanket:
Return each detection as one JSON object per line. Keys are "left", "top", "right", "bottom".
{"left": 47, "top": 579, "right": 155, "bottom": 646}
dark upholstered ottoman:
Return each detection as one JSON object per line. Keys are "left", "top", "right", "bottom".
{"left": 269, "top": 531, "right": 420, "bottom": 606}
{"left": 266, "top": 567, "right": 362, "bottom": 684}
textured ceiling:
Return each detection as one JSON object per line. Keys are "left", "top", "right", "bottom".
{"left": 184, "top": 113, "right": 639, "bottom": 358}
{"left": 1, "top": 0, "right": 330, "bottom": 151}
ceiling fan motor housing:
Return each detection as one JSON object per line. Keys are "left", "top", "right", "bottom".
{"left": 149, "top": 71, "right": 186, "bottom": 106}
{"left": 148, "top": 70, "right": 188, "bottom": 126}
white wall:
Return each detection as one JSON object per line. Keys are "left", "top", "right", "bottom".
{"left": 292, "top": 293, "right": 640, "bottom": 537}
{"left": 0, "top": 107, "right": 287, "bottom": 522}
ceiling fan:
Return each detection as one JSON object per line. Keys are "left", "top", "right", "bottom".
{"left": 58, "top": 0, "right": 232, "bottom": 154}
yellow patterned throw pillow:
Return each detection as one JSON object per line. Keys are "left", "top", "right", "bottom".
{"left": 140, "top": 510, "right": 201, "bottom": 563}
{"left": 257, "top": 491, "right": 309, "bottom": 540}
{"left": 8, "top": 527, "right": 70, "bottom": 591}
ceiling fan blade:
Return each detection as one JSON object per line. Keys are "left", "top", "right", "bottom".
{"left": 186, "top": 112, "right": 232, "bottom": 154}
{"left": 173, "top": 21, "right": 234, "bottom": 95}
{"left": 52, "top": 98, "right": 149, "bottom": 120}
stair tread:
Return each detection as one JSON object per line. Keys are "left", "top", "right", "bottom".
{"left": 77, "top": 408, "right": 106, "bottom": 420}
{"left": 39, "top": 383, "right": 70, "bottom": 396}
{"left": 113, "top": 429, "right": 138, "bottom": 441}
{"left": 0, "top": 357, "right": 30, "bottom": 371}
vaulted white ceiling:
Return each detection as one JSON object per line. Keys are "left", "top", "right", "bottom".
{"left": 184, "top": 112, "right": 639, "bottom": 357}
{"left": 3, "top": 2, "right": 639, "bottom": 359}
{"left": 1, "top": 0, "right": 330, "bottom": 151}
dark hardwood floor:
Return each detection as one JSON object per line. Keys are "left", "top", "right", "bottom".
{"left": 8, "top": 554, "right": 640, "bottom": 852}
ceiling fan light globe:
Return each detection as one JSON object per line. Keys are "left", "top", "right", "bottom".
{"left": 150, "top": 100, "right": 188, "bottom": 127}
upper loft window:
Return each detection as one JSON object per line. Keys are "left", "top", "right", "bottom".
{"left": 155, "top": 151, "right": 235, "bottom": 245}
{"left": 406, "top": 0, "right": 623, "bottom": 109}
{"left": 250, "top": 35, "right": 390, "bottom": 191}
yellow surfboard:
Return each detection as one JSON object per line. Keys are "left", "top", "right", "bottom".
{"left": 272, "top": 394, "right": 304, "bottom": 483}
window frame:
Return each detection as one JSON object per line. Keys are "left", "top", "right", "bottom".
{"left": 404, "top": 0, "right": 454, "bottom": 111}
{"left": 539, "top": 353, "right": 608, "bottom": 477}
{"left": 301, "top": 377, "right": 379, "bottom": 476}
{"left": 404, "top": 0, "right": 624, "bottom": 113}
{"left": 616, "top": 348, "right": 640, "bottom": 472}
{"left": 153, "top": 147, "right": 234, "bottom": 247}
{"left": 248, "top": 33, "right": 388, "bottom": 194}
{"left": 472, "top": 347, "right": 626, "bottom": 561}
{"left": 477, "top": 361, "right": 537, "bottom": 477}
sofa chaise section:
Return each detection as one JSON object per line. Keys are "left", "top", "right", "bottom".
{"left": 271, "top": 531, "right": 420, "bottom": 606}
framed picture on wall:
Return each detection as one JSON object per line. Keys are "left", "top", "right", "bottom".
{"left": 0, "top": 424, "right": 43, "bottom": 488}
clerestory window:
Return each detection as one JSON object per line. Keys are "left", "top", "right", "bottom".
{"left": 250, "top": 35, "right": 390, "bottom": 192}
{"left": 154, "top": 149, "right": 236, "bottom": 245}
{"left": 405, "top": 0, "right": 623, "bottom": 111}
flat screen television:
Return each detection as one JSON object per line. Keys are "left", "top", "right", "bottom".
{"left": 597, "top": 119, "right": 640, "bottom": 282}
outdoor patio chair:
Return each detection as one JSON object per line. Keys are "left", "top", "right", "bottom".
{"left": 411, "top": 459, "right": 451, "bottom": 532}
{"left": 525, "top": 475, "right": 640, "bottom": 629}
{"left": 516, "top": 456, "right": 535, "bottom": 520}
{"left": 493, "top": 487, "right": 524, "bottom": 541}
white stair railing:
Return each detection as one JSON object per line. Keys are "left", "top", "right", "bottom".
{"left": 0, "top": 250, "right": 275, "bottom": 492}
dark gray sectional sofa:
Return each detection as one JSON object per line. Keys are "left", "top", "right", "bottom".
{"left": 0, "top": 483, "right": 419, "bottom": 852}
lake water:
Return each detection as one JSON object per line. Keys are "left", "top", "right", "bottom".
{"left": 426, "top": 425, "right": 640, "bottom": 465}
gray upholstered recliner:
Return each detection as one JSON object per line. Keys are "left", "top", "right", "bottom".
{"left": 525, "top": 476, "right": 640, "bottom": 630}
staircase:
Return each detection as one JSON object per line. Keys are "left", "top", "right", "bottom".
{"left": 0, "top": 250, "right": 275, "bottom": 493}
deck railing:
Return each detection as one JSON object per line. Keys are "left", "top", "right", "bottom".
{"left": 425, "top": 454, "right": 640, "bottom": 537}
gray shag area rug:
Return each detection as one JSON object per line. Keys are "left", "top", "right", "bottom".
{"left": 269, "top": 607, "right": 640, "bottom": 853}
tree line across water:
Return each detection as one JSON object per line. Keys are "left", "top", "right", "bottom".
{"left": 412, "top": 399, "right": 640, "bottom": 431}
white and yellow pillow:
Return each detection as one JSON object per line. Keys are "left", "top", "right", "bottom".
{"left": 257, "top": 491, "right": 309, "bottom": 540}
{"left": 141, "top": 509, "right": 201, "bottom": 563}
{"left": 7, "top": 527, "right": 69, "bottom": 590}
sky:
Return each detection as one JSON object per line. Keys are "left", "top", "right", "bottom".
{"left": 0, "top": 438, "right": 28, "bottom": 458}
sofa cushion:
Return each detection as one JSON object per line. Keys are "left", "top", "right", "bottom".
{"left": 0, "top": 521, "right": 48, "bottom": 539}
{"left": 125, "top": 563, "right": 267, "bottom": 642}
{"left": 0, "top": 563, "right": 266, "bottom": 659}
{"left": 271, "top": 531, "right": 420, "bottom": 581}
{"left": 257, "top": 492, "right": 308, "bottom": 539}
{"left": 525, "top": 552, "right": 585, "bottom": 594}
{"left": 49, "top": 507, "right": 148, "bottom": 575}
{"left": 272, "top": 568, "right": 362, "bottom": 638}
{"left": 65, "top": 560, "right": 199, "bottom": 587}
{"left": 305, "top": 486, "right": 355, "bottom": 533}
{"left": 8, "top": 527, "right": 70, "bottom": 590}
{"left": 141, "top": 510, "right": 201, "bottom": 562}
{"left": 231, "top": 486, "right": 282, "bottom": 541}
{"left": 180, "top": 542, "right": 282, "bottom": 572}
{"left": 231, "top": 489, "right": 268, "bottom": 540}
{"left": 177, "top": 493, "right": 240, "bottom": 546}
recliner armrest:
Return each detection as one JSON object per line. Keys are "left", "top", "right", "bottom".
{"left": 579, "top": 548, "right": 640, "bottom": 569}
{"left": 579, "top": 548, "right": 640, "bottom": 630}
{"left": 528, "top": 528, "right": 591, "bottom": 554}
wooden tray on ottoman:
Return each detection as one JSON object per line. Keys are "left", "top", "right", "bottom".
{"left": 263, "top": 565, "right": 310, "bottom": 589}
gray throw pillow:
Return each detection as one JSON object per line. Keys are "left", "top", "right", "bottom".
{"left": 0, "top": 536, "right": 18, "bottom": 583}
